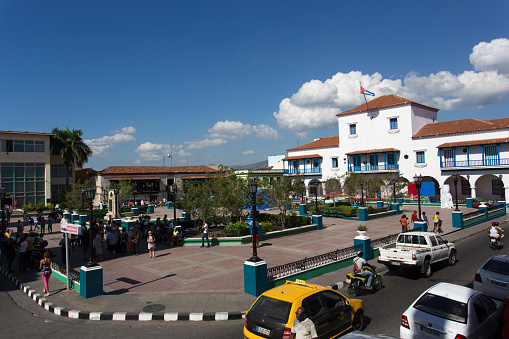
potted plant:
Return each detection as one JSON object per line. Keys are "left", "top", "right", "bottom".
{"left": 357, "top": 225, "right": 368, "bottom": 236}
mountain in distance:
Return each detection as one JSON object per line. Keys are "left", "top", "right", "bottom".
{"left": 226, "top": 160, "right": 268, "bottom": 170}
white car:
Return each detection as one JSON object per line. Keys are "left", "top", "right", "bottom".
{"left": 473, "top": 255, "right": 509, "bottom": 300}
{"left": 400, "top": 282, "right": 502, "bottom": 339}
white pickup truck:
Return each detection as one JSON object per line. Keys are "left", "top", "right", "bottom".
{"left": 377, "top": 231, "right": 457, "bottom": 278}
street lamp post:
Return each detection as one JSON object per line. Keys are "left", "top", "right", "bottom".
{"left": 413, "top": 174, "right": 423, "bottom": 220}
{"left": 170, "top": 183, "right": 177, "bottom": 223}
{"left": 112, "top": 184, "right": 120, "bottom": 219}
{"left": 310, "top": 182, "right": 319, "bottom": 214}
{"left": 359, "top": 179, "right": 364, "bottom": 207}
{"left": 83, "top": 187, "right": 97, "bottom": 267}
{"left": 391, "top": 174, "right": 397, "bottom": 203}
{"left": 248, "top": 180, "right": 261, "bottom": 262}
{"left": 452, "top": 173, "right": 460, "bottom": 211}
{"left": 0, "top": 187, "right": 6, "bottom": 231}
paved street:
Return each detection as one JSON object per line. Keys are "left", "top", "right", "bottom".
{"left": 2, "top": 203, "right": 501, "bottom": 316}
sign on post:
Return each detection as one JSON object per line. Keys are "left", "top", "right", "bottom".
{"left": 60, "top": 218, "right": 79, "bottom": 234}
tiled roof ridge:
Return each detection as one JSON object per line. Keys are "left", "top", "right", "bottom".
{"left": 286, "top": 136, "right": 339, "bottom": 152}
{"left": 337, "top": 94, "right": 439, "bottom": 116}
{"left": 413, "top": 118, "right": 509, "bottom": 138}
{"left": 99, "top": 165, "right": 220, "bottom": 175}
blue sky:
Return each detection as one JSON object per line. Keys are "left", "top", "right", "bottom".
{"left": 1, "top": 1, "right": 508, "bottom": 170}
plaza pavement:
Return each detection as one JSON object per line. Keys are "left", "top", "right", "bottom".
{"left": 2, "top": 204, "right": 506, "bottom": 320}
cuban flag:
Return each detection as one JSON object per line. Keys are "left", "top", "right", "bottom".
{"left": 360, "top": 86, "right": 375, "bottom": 96}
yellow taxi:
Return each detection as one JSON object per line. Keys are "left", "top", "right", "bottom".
{"left": 244, "top": 280, "right": 365, "bottom": 339}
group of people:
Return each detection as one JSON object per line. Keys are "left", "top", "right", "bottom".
{"left": 21, "top": 211, "right": 55, "bottom": 235}
{"left": 399, "top": 210, "right": 442, "bottom": 233}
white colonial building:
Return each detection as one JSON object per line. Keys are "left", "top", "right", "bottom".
{"left": 283, "top": 94, "right": 509, "bottom": 202}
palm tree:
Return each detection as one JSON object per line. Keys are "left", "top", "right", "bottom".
{"left": 51, "top": 127, "right": 92, "bottom": 187}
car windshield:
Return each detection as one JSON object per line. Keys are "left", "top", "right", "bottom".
{"left": 413, "top": 292, "right": 468, "bottom": 324}
{"left": 483, "top": 258, "right": 509, "bottom": 276}
{"left": 250, "top": 296, "right": 292, "bottom": 323}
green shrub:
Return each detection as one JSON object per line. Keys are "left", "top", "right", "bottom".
{"left": 226, "top": 221, "right": 249, "bottom": 236}
{"left": 261, "top": 222, "right": 279, "bottom": 233}
{"left": 22, "top": 204, "right": 36, "bottom": 212}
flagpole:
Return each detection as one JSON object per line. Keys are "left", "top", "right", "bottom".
{"left": 359, "top": 81, "right": 371, "bottom": 116}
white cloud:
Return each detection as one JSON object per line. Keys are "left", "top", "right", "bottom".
{"left": 242, "top": 150, "right": 254, "bottom": 155}
{"left": 111, "top": 126, "right": 136, "bottom": 134}
{"left": 177, "top": 149, "right": 192, "bottom": 157}
{"left": 134, "top": 142, "right": 171, "bottom": 161}
{"left": 134, "top": 159, "right": 142, "bottom": 164}
{"left": 85, "top": 128, "right": 137, "bottom": 158}
{"left": 182, "top": 138, "right": 227, "bottom": 150}
{"left": 208, "top": 120, "right": 279, "bottom": 140}
{"left": 206, "top": 154, "right": 214, "bottom": 163}
{"left": 470, "top": 38, "right": 509, "bottom": 75}
{"left": 274, "top": 38, "right": 509, "bottom": 134}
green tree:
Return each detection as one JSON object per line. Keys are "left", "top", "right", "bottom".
{"left": 61, "top": 180, "right": 89, "bottom": 212}
{"left": 118, "top": 180, "right": 134, "bottom": 206}
{"left": 263, "top": 174, "right": 302, "bottom": 229}
{"left": 51, "top": 127, "right": 93, "bottom": 187}
{"left": 324, "top": 176, "right": 342, "bottom": 206}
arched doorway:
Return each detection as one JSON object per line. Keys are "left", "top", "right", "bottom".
{"left": 474, "top": 174, "right": 504, "bottom": 201}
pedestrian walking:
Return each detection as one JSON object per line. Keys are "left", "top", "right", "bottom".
{"left": 400, "top": 214, "right": 409, "bottom": 233}
{"left": 47, "top": 216, "right": 53, "bottom": 234}
{"left": 433, "top": 211, "right": 442, "bottom": 233}
{"left": 40, "top": 216, "right": 46, "bottom": 235}
{"left": 147, "top": 231, "right": 155, "bottom": 259}
{"left": 201, "top": 221, "right": 210, "bottom": 247}
{"left": 39, "top": 251, "right": 53, "bottom": 297}
{"left": 131, "top": 226, "right": 142, "bottom": 255}
{"left": 18, "top": 235, "right": 28, "bottom": 273}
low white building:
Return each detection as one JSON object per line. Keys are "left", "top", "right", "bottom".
{"left": 283, "top": 94, "right": 509, "bottom": 202}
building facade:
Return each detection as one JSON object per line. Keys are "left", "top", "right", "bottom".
{"left": 0, "top": 130, "right": 71, "bottom": 207}
{"left": 283, "top": 95, "right": 509, "bottom": 202}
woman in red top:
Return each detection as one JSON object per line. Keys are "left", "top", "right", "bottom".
{"left": 411, "top": 210, "right": 418, "bottom": 224}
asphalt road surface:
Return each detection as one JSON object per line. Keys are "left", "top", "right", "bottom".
{"left": 1, "top": 225, "right": 506, "bottom": 338}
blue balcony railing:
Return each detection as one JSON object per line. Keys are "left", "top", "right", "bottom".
{"left": 348, "top": 164, "right": 399, "bottom": 172}
{"left": 284, "top": 167, "right": 322, "bottom": 175}
{"left": 441, "top": 158, "right": 509, "bottom": 168}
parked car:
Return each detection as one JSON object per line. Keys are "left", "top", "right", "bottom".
{"left": 400, "top": 282, "right": 502, "bottom": 339}
{"left": 474, "top": 255, "right": 509, "bottom": 300}
{"left": 378, "top": 232, "right": 456, "bottom": 277}
{"left": 244, "top": 280, "right": 364, "bottom": 339}
{"left": 472, "top": 199, "right": 494, "bottom": 208}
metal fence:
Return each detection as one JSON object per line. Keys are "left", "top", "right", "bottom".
{"left": 370, "top": 233, "right": 399, "bottom": 249}
{"left": 267, "top": 232, "right": 400, "bottom": 281}
{"left": 51, "top": 259, "right": 80, "bottom": 283}
{"left": 463, "top": 209, "right": 484, "bottom": 220}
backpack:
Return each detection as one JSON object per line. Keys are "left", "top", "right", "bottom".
{"left": 353, "top": 257, "right": 361, "bottom": 273}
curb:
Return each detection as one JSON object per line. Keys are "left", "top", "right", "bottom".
{"left": 0, "top": 267, "right": 246, "bottom": 321}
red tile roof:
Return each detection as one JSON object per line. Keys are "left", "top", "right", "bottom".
{"left": 282, "top": 154, "right": 322, "bottom": 161}
{"left": 337, "top": 94, "right": 439, "bottom": 116}
{"left": 413, "top": 118, "right": 509, "bottom": 138}
{"left": 286, "top": 136, "right": 339, "bottom": 151}
{"left": 345, "top": 148, "right": 399, "bottom": 155}
{"left": 108, "top": 177, "right": 161, "bottom": 181}
{"left": 437, "top": 137, "right": 509, "bottom": 148}
{"left": 99, "top": 166, "right": 220, "bottom": 175}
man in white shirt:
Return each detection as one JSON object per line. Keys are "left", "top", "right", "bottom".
{"left": 201, "top": 221, "right": 210, "bottom": 248}
{"left": 290, "top": 307, "right": 317, "bottom": 339}
{"left": 353, "top": 251, "right": 375, "bottom": 288}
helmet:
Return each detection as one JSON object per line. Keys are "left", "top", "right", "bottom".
{"left": 492, "top": 222, "right": 499, "bottom": 226}
{"left": 357, "top": 251, "right": 364, "bottom": 257}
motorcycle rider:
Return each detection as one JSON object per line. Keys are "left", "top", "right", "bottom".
{"left": 353, "top": 251, "right": 375, "bottom": 289}
{"left": 488, "top": 222, "right": 504, "bottom": 245}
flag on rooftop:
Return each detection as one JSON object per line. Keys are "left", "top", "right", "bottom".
{"left": 360, "top": 86, "right": 375, "bottom": 96}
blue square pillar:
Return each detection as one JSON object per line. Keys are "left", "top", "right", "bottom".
{"left": 71, "top": 212, "right": 79, "bottom": 224}
{"left": 479, "top": 205, "right": 488, "bottom": 221}
{"left": 376, "top": 201, "right": 384, "bottom": 208}
{"left": 131, "top": 207, "right": 139, "bottom": 216}
{"left": 147, "top": 204, "right": 155, "bottom": 214}
{"left": 80, "top": 265, "right": 103, "bottom": 298}
{"left": 167, "top": 202, "right": 172, "bottom": 209}
{"left": 63, "top": 211, "right": 71, "bottom": 221}
{"left": 413, "top": 221, "right": 427, "bottom": 232}
{"left": 398, "top": 198, "right": 404, "bottom": 206}
{"left": 79, "top": 214, "right": 88, "bottom": 224}
{"left": 466, "top": 198, "right": 473, "bottom": 208}
{"left": 498, "top": 201, "right": 507, "bottom": 214}
{"left": 312, "top": 215, "right": 323, "bottom": 230}
{"left": 358, "top": 207, "right": 368, "bottom": 221}
{"left": 244, "top": 260, "right": 268, "bottom": 297}
{"left": 299, "top": 203, "right": 308, "bottom": 216}
{"left": 354, "top": 234, "right": 372, "bottom": 260}
{"left": 125, "top": 220, "right": 135, "bottom": 233}
{"left": 391, "top": 203, "right": 400, "bottom": 214}
{"left": 452, "top": 211, "right": 464, "bottom": 229}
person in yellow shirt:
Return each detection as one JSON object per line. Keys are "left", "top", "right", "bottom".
{"left": 433, "top": 212, "right": 442, "bottom": 233}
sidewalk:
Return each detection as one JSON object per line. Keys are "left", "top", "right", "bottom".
{"left": 1, "top": 204, "right": 506, "bottom": 321}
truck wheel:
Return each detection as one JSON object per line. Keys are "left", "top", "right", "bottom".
{"left": 448, "top": 251, "right": 456, "bottom": 266}
{"left": 422, "top": 259, "right": 432, "bottom": 278}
